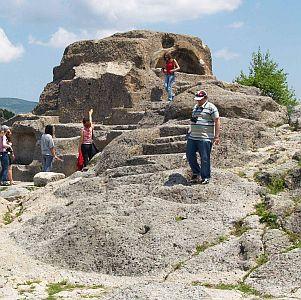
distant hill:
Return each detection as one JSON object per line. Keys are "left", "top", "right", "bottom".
{"left": 0, "top": 98, "right": 37, "bottom": 114}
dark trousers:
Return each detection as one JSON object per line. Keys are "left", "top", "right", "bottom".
{"left": 0, "top": 152, "right": 9, "bottom": 182}
{"left": 81, "top": 144, "right": 93, "bottom": 167}
{"left": 186, "top": 139, "right": 213, "bottom": 179}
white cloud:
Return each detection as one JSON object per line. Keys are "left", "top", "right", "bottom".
{"left": 29, "top": 28, "right": 88, "bottom": 48}
{"left": 29, "top": 27, "right": 120, "bottom": 48}
{"left": 78, "top": 0, "right": 243, "bottom": 24}
{"left": 0, "top": 28, "right": 24, "bottom": 63}
{"left": 1, "top": 0, "right": 243, "bottom": 26}
{"left": 228, "top": 21, "right": 244, "bottom": 28}
{"left": 214, "top": 48, "right": 240, "bottom": 60}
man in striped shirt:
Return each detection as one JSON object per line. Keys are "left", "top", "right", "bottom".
{"left": 186, "top": 90, "right": 221, "bottom": 184}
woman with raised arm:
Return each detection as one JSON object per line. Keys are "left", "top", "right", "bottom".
{"left": 162, "top": 52, "right": 180, "bottom": 102}
{"left": 79, "top": 109, "right": 94, "bottom": 168}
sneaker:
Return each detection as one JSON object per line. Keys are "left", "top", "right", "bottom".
{"left": 1, "top": 181, "right": 10, "bottom": 186}
{"left": 201, "top": 178, "right": 210, "bottom": 185}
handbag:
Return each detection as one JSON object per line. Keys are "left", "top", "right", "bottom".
{"left": 77, "top": 149, "right": 84, "bottom": 171}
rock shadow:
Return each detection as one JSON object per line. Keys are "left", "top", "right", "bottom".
{"left": 164, "top": 173, "right": 189, "bottom": 187}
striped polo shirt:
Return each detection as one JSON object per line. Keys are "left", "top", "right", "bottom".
{"left": 188, "top": 101, "right": 219, "bottom": 141}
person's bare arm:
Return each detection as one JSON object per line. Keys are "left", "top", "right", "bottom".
{"left": 213, "top": 117, "right": 221, "bottom": 145}
{"left": 172, "top": 59, "right": 180, "bottom": 72}
{"left": 89, "top": 109, "right": 93, "bottom": 128}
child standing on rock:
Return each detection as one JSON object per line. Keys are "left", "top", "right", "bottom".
{"left": 162, "top": 52, "right": 180, "bottom": 102}
{"left": 79, "top": 109, "right": 97, "bottom": 169}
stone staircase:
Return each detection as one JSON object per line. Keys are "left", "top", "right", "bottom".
{"left": 12, "top": 123, "right": 139, "bottom": 182}
{"left": 103, "top": 124, "right": 190, "bottom": 181}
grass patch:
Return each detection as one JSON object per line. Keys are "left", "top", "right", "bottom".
{"left": 192, "top": 281, "right": 263, "bottom": 296}
{"left": 256, "top": 253, "right": 268, "bottom": 266}
{"left": 25, "top": 186, "right": 39, "bottom": 192}
{"left": 2, "top": 204, "right": 25, "bottom": 225}
{"left": 3, "top": 211, "right": 13, "bottom": 225}
{"left": 282, "top": 229, "right": 301, "bottom": 252}
{"left": 0, "top": 186, "right": 8, "bottom": 192}
{"left": 255, "top": 202, "right": 279, "bottom": 228}
{"left": 15, "top": 203, "right": 24, "bottom": 218}
{"left": 267, "top": 176, "right": 286, "bottom": 194}
{"left": 195, "top": 236, "right": 228, "bottom": 255}
{"left": 22, "top": 280, "right": 42, "bottom": 285}
{"left": 175, "top": 216, "right": 186, "bottom": 222}
{"left": 231, "top": 220, "right": 250, "bottom": 236}
{"left": 285, "top": 240, "right": 301, "bottom": 252}
{"left": 238, "top": 171, "right": 247, "bottom": 178}
{"left": 46, "top": 280, "right": 86, "bottom": 299}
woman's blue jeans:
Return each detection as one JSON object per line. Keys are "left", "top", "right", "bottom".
{"left": 0, "top": 152, "right": 9, "bottom": 182}
{"left": 42, "top": 155, "right": 54, "bottom": 172}
{"left": 186, "top": 138, "right": 213, "bottom": 179}
{"left": 164, "top": 74, "right": 175, "bottom": 101}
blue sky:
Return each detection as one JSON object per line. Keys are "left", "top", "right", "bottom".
{"left": 0, "top": 0, "right": 300, "bottom": 102}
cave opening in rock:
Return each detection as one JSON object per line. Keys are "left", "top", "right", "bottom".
{"left": 155, "top": 48, "right": 205, "bottom": 75}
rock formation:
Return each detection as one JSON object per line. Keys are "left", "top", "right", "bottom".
{"left": 0, "top": 30, "right": 300, "bottom": 299}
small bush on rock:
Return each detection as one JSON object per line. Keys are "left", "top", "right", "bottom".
{"left": 235, "top": 49, "right": 298, "bottom": 112}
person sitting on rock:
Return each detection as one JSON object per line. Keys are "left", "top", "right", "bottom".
{"left": 186, "top": 90, "right": 221, "bottom": 184}
{"left": 79, "top": 109, "right": 95, "bottom": 169}
{"left": 41, "top": 125, "right": 60, "bottom": 172}
{"left": 162, "top": 52, "right": 180, "bottom": 102}
{"left": 0, "top": 126, "right": 11, "bottom": 186}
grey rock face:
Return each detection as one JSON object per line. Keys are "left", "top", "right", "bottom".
{"left": 290, "top": 104, "right": 301, "bottom": 130}
{"left": 33, "top": 172, "right": 65, "bottom": 187}
{"left": 12, "top": 168, "right": 259, "bottom": 277}
{"left": 246, "top": 250, "right": 301, "bottom": 297}
{"left": 33, "top": 30, "right": 214, "bottom": 122}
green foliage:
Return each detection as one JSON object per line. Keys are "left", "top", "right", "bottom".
{"left": 193, "top": 282, "right": 262, "bottom": 296}
{"left": 175, "top": 215, "right": 186, "bottom": 222}
{"left": 256, "top": 253, "right": 269, "bottom": 266}
{"left": 235, "top": 49, "right": 298, "bottom": 110}
{"left": 1, "top": 109, "right": 15, "bottom": 120}
{"left": 238, "top": 171, "right": 247, "bottom": 178}
{"left": 46, "top": 280, "right": 85, "bottom": 299}
{"left": 195, "top": 236, "right": 228, "bottom": 255}
{"left": 231, "top": 220, "right": 250, "bottom": 236}
{"left": 255, "top": 202, "right": 279, "bottom": 228}
{"left": 195, "top": 242, "right": 209, "bottom": 254}
{"left": 267, "top": 176, "right": 286, "bottom": 194}
{"left": 3, "top": 211, "right": 13, "bottom": 225}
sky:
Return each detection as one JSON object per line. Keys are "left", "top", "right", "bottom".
{"left": 0, "top": 0, "right": 300, "bottom": 102}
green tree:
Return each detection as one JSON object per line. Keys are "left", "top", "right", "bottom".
{"left": 0, "top": 109, "right": 15, "bottom": 120}
{"left": 235, "top": 49, "right": 298, "bottom": 109}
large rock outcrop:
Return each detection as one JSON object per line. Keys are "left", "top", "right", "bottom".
{"left": 33, "top": 30, "right": 214, "bottom": 122}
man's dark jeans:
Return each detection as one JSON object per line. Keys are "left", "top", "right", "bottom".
{"left": 0, "top": 152, "right": 9, "bottom": 182}
{"left": 186, "top": 138, "right": 213, "bottom": 179}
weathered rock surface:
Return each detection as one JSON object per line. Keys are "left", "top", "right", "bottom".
{"left": 33, "top": 172, "right": 66, "bottom": 187}
{"left": 1, "top": 30, "right": 299, "bottom": 300}
{"left": 290, "top": 104, "right": 301, "bottom": 130}
{"left": 33, "top": 30, "right": 214, "bottom": 122}
{"left": 165, "top": 81, "right": 288, "bottom": 126}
